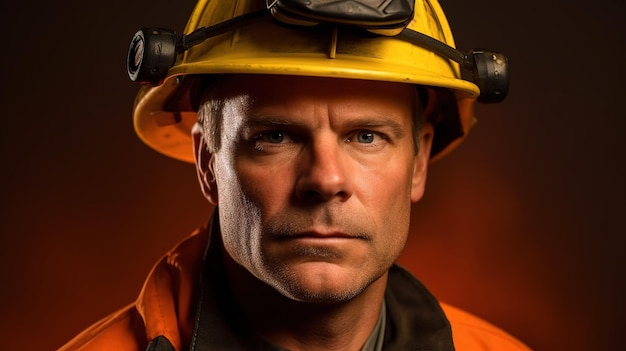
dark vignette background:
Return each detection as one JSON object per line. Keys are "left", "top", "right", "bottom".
{"left": 1, "top": 1, "right": 624, "bottom": 350}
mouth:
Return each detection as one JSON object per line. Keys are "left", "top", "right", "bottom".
{"left": 275, "top": 230, "right": 369, "bottom": 241}
{"left": 266, "top": 228, "right": 370, "bottom": 262}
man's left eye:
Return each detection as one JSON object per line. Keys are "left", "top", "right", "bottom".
{"left": 356, "top": 131, "right": 376, "bottom": 143}
{"left": 347, "top": 130, "right": 381, "bottom": 144}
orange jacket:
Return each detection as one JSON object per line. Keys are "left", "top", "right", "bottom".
{"left": 59, "top": 227, "right": 532, "bottom": 351}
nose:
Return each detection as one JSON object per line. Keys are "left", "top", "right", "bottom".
{"left": 295, "top": 139, "right": 353, "bottom": 203}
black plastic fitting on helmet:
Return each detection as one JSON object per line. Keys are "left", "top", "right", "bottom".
{"left": 466, "top": 49, "right": 509, "bottom": 103}
{"left": 127, "top": 28, "right": 179, "bottom": 86}
{"left": 267, "top": 0, "right": 414, "bottom": 35}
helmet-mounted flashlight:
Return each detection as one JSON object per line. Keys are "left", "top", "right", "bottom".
{"left": 127, "top": 0, "right": 509, "bottom": 103}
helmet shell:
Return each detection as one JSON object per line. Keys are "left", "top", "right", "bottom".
{"left": 133, "top": 0, "right": 479, "bottom": 163}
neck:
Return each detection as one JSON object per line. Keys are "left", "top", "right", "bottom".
{"left": 223, "top": 250, "right": 387, "bottom": 351}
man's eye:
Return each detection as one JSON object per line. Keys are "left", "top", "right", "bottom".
{"left": 260, "top": 131, "right": 286, "bottom": 143}
{"left": 356, "top": 131, "right": 375, "bottom": 144}
{"left": 265, "top": 132, "right": 284, "bottom": 143}
{"left": 348, "top": 130, "right": 379, "bottom": 144}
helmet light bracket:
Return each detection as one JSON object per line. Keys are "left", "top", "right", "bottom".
{"left": 267, "top": 0, "right": 414, "bottom": 36}
{"left": 127, "top": 1, "right": 509, "bottom": 103}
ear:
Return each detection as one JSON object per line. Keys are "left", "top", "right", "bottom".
{"left": 192, "top": 123, "right": 218, "bottom": 205}
{"left": 410, "top": 122, "right": 434, "bottom": 202}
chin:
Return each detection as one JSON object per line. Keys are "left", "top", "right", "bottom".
{"left": 266, "top": 263, "right": 379, "bottom": 303}
{"left": 280, "top": 284, "right": 364, "bottom": 304}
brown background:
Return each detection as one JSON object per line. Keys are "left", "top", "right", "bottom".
{"left": 1, "top": 1, "right": 624, "bottom": 350}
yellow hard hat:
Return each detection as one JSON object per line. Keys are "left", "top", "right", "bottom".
{"left": 128, "top": 0, "right": 508, "bottom": 163}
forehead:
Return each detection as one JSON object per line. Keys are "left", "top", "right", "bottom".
{"left": 208, "top": 74, "right": 417, "bottom": 115}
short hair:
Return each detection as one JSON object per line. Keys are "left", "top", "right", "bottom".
{"left": 197, "top": 78, "right": 225, "bottom": 154}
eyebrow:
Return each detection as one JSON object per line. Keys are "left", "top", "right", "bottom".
{"left": 245, "top": 115, "right": 307, "bottom": 128}
{"left": 243, "top": 114, "right": 408, "bottom": 139}
{"left": 341, "top": 117, "right": 407, "bottom": 139}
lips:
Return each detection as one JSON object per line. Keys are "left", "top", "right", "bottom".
{"left": 275, "top": 230, "right": 368, "bottom": 240}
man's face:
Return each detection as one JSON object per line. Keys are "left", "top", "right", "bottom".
{"left": 195, "top": 75, "right": 433, "bottom": 303}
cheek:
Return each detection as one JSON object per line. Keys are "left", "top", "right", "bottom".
{"left": 212, "top": 155, "right": 268, "bottom": 267}
{"left": 358, "top": 156, "right": 414, "bottom": 243}
{"left": 236, "top": 159, "right": 297, "bottom": 210}
{"left": 220, "top": 163, "right": 297, "bottom": 274}
{"left": 358, "top": 155, "right": 415, "bottom": 207}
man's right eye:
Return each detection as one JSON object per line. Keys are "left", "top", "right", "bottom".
{"left": 251, "top": 131, "right": 297, "bottom": 151}
{"left": 260, "top": 131, "right": 287, "bottom": 144}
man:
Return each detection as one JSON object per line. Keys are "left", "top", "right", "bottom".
{"left": 61, "top": 0, "right": 529, "bottom": 350}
